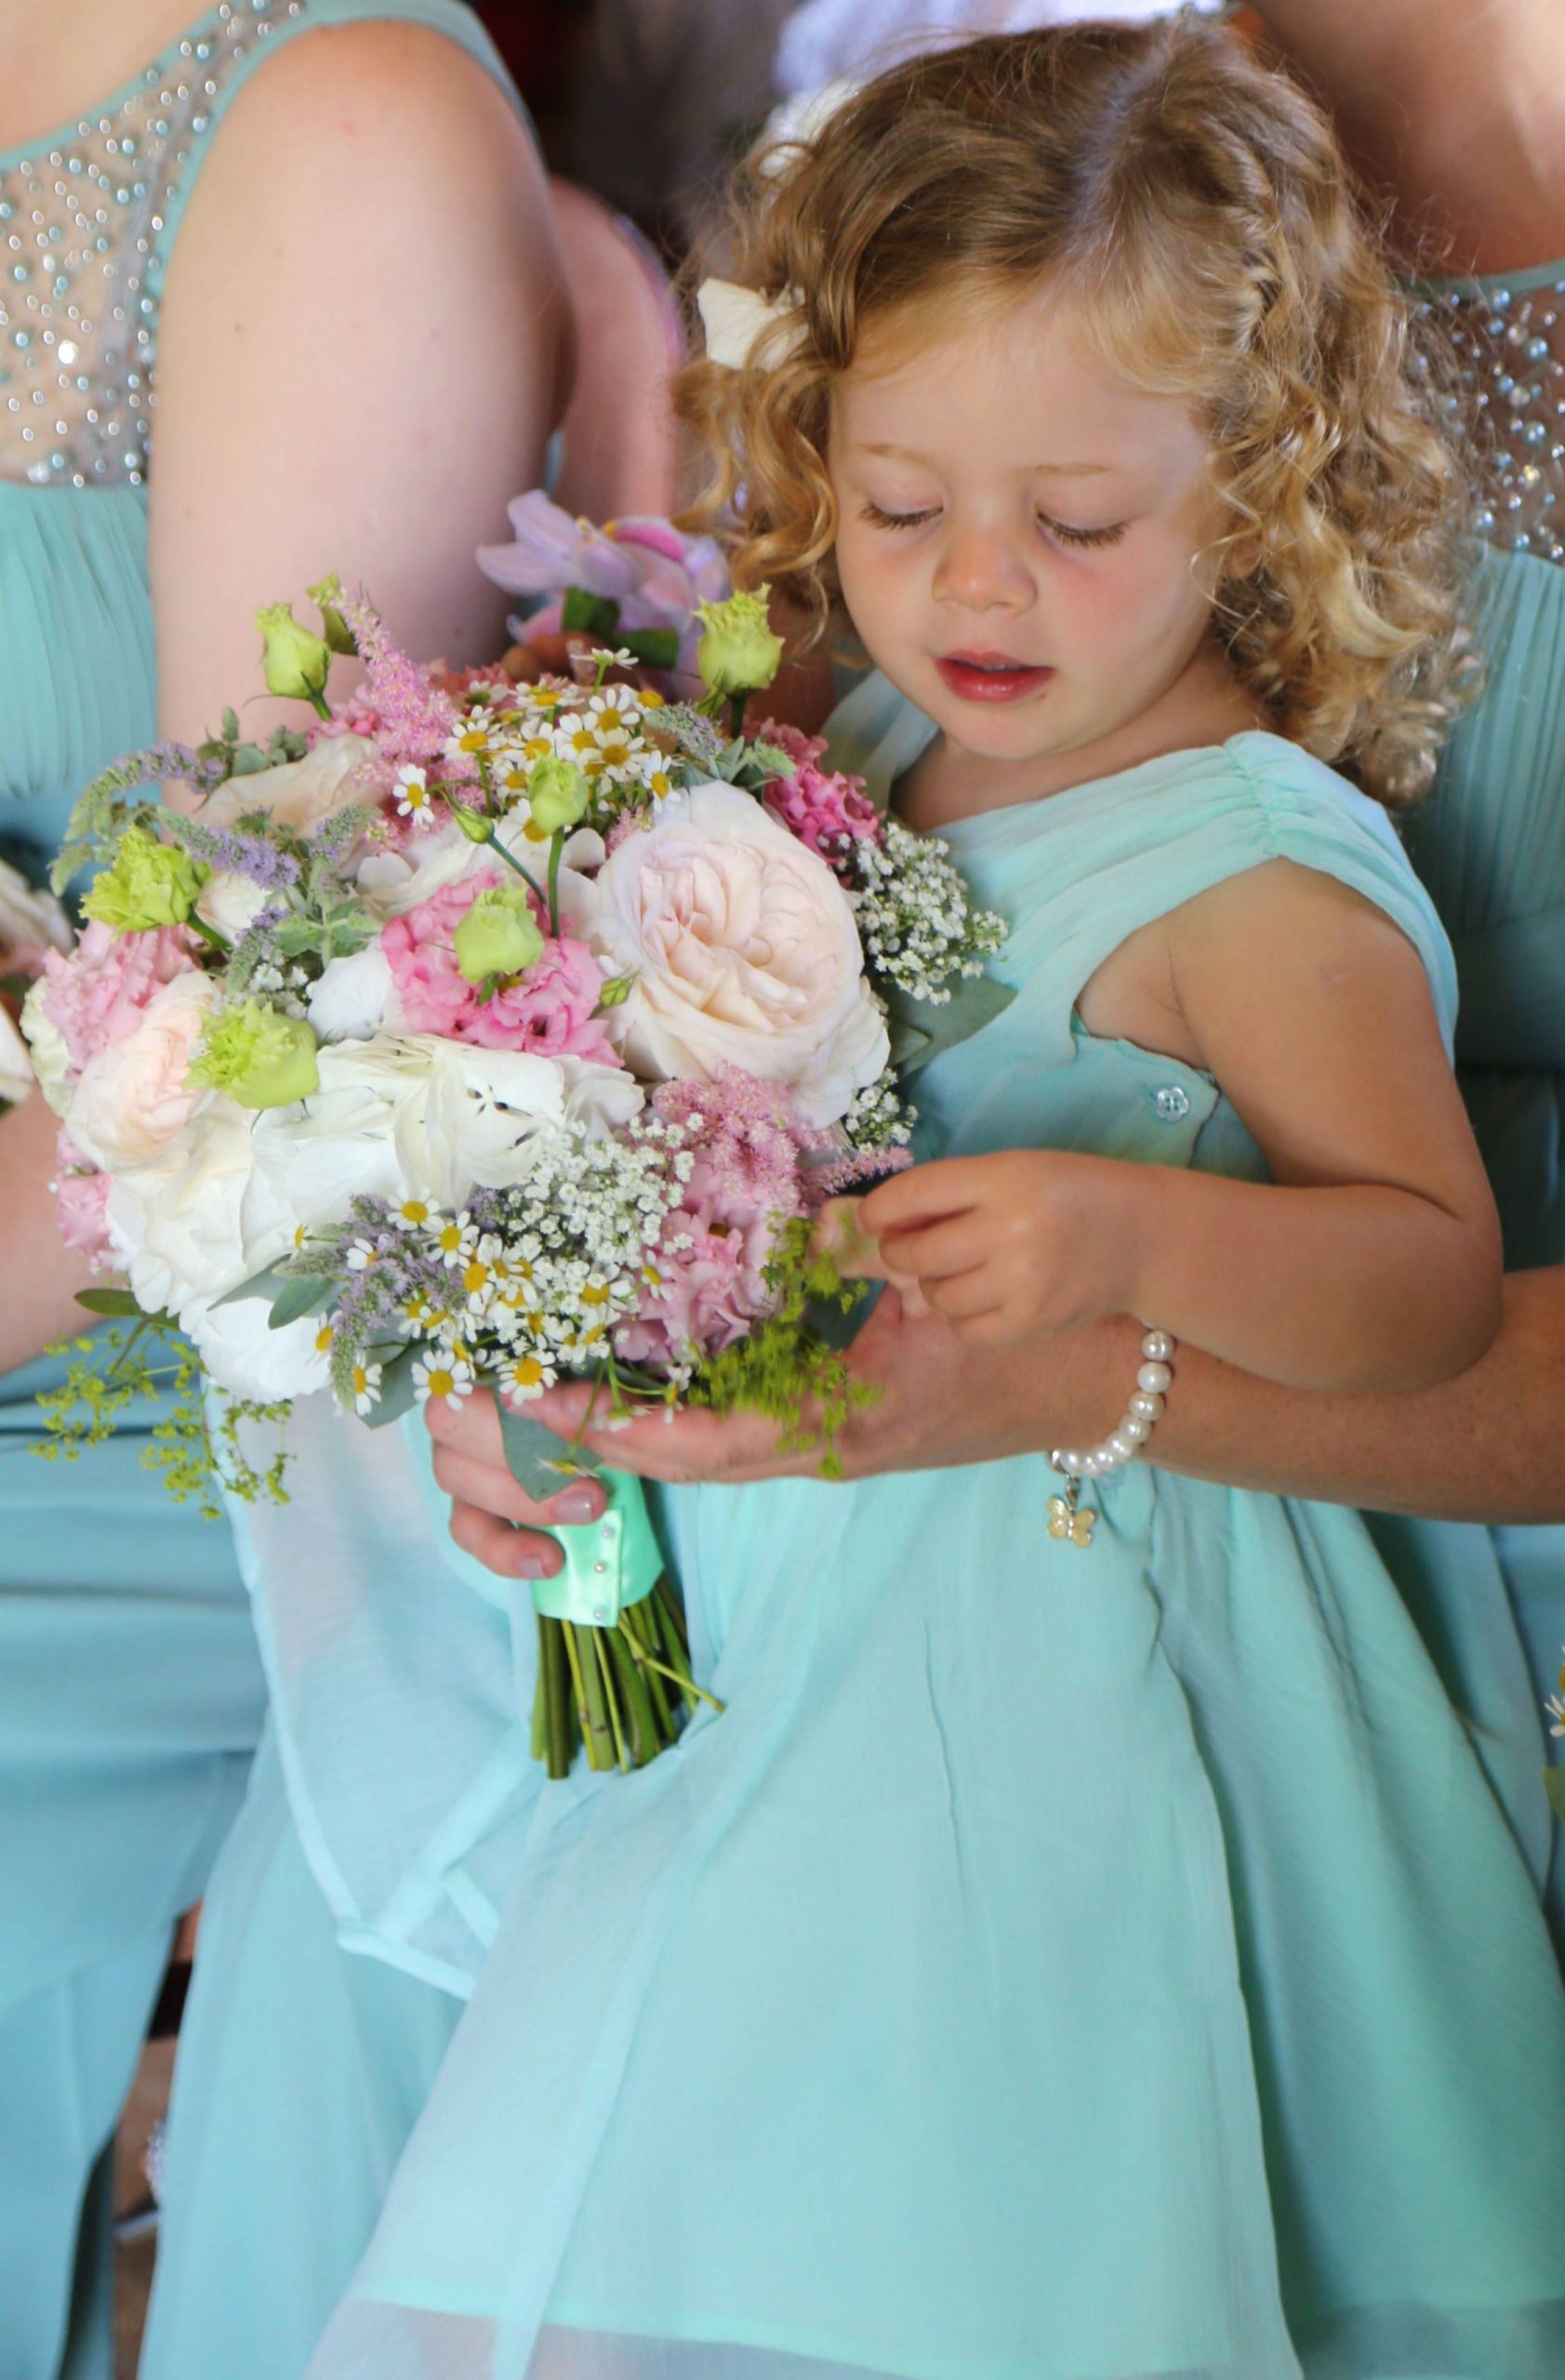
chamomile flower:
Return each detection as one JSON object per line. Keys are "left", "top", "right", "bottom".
{"left": 497, "top": 1351, "right": 557, "bottom": 1405}
{"left": 431, "top": 1210, "right": 478, "bottom": 1264}
{"left": 412, "top": 1353, "right": 474, "bottom": 1405}
{"left": 445, "top": 717, "right": 497, "bottom": 763}
{"left": 314, "top": 1319, "right": 335, "bottom": 1356}
{"left": 391, "top": 1196, "right": 439, "bottom": 1230}
{"left": 345, "top": 1237, "right": 381, "bottom": 1273}
{"left": 351, "top": 1360, "right": 383, "bottom": 1416}
{"left": 588, "top": 647, "right": 638, "bottom": 673}
{"left": 393, "top": 764, "right": 433, "bottom": 819}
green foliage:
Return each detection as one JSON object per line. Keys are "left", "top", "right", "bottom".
{"left": 688, "top": 1218, "right": 876, "bottom": 1476}
{"left": 34, "top": 1319, "right": 290, "bottom": 1518}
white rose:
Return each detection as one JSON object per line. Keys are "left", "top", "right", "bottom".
{"left": 585, "top": 781, "right": 888, "bottom": 1127}
{"left": 66, "top": 972, "right": 220, "bottom": 1173}
{"left": 18, "top": 978, "right": 70, "bottom": 1113}
{"left": 355, "top": 818, "right": 602, "bottom": 926}
{"left": 187, "top": 1293, "right": 330, "bottom": 1400}
{"left": 195, "top": 869, "right": 272, "bottom": 943}
{"left": 307, "top": 942, "right": 398, "bottom": 1042}
{"left": 249, "top": 1035, "right": 639, "bottom": 1220}
{"left": 201, "top": 733, "right": 378, "bottom": 833}
{"left": 107, "top": 1100, "right": 296, "bottom": 1320}
{"left": 0, "top": 1006, "right": 34, "bottom": 1104}
{"left": 0, "top": 855, "right": 70, "bottom": 959}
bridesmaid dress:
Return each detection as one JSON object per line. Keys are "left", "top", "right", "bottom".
{"left": 0, "top": 20, "right": 289, "bottom": 2376}
{"left": 1377, "top": 260, "right": 1565, "bottom": 1940}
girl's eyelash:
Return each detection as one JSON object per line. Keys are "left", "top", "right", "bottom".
{"left": 1039, "top": 514, "right": 1127, "bottom": 549}
{"left": 858, "top": 500, "right": 1127, "bottom": 549}
{"left": 860, "top": 501, "right": 937, "bottom": 531}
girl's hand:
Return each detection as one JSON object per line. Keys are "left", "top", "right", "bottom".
{"left": 824, "top": 1154, "right": 1138, "bottom": 1347}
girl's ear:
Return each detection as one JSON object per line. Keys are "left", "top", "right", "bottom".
{"left": 1222, "top": 532, "right": 1264, "bottom": 580}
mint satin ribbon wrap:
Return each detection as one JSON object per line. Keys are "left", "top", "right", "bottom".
{"left": 531, "top": 1470, "right": 662, "bottom": 1626}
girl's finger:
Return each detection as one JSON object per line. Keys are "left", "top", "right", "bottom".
{"left": 448, "top": 1497, "right": 566, "bottom": 1582}
{"left": 857, "top": 1158, "right": 986, "bottom": 1236}
{"left": 924, "top": 1268, "right": 1006, "bottom": 1323}
{"left": 812, "top": 1197, "right": 887, "bottom": 1279}
{"left": 878, "top": 1210, "right": 992, "bottom": 1283}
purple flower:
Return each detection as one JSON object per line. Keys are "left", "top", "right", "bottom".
{"left": 478, "top": 491, "right": 730, "bottom": 681}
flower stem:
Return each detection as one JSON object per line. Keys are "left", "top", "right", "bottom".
{"left": 308, "top": 690, "right": 333, "bottom": 721}
{"left": 592, "top": 1627, "right": 631, "bottom": 1772}
{"left": 184, "top": 912, "right": 229, "bottom": 958}
{"left": 547, "top": 828, "right": 564, "bottom": 938}
{"left": 484, "top": 830, "right": 547, "bottom": 907}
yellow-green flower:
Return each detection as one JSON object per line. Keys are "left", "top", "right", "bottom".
{"left": 449, "top": 801, "right": 497, "bottom": 844}
{"left": 257, "top": 602, "right": 333, "bottom": 704}
{"left": 453, "top": 884, "right": 544, "bottom": 984}
{"left": 82, "top": 825, "right": 208, "bottom": 932}
{"left": 526, "top": 756, "right": 590, "bottom": 837}
{"left": 307, "top": 575, "right": 358, "bottom": 656}
{"left": 189, "top": 1000, "right": 319, "bottom": 1110}
{"left": 694, "top": 586, "right": 784, "bottom": 698}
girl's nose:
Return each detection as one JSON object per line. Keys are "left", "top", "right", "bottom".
{"left": 932, "top": 522, "right": 1033, "bottom": 615}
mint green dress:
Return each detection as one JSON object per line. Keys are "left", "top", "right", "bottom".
{"left": 0, "top": 9, "right": 522, "bottom": 2379}
{"left": 296, "top": 726, "right": 1565, "bottom": 2380}
{"left": 0, "top": 20, "right": 284, "bottom": 2377}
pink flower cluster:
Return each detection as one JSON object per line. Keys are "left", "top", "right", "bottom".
{"left": 752, "top": 721, "right": 883, "bottom": 879}
{"left": 39, "top": 920, "right": 196, "bottom": 1078}
{"left": 381, "top": 870, "right": 619, "bottom": 1063}
{"left": 33, "top": 922, "right": 197, "bottom": 1272}
{"left": 616, "top": 1070, "right": 816, "bottom": 1369}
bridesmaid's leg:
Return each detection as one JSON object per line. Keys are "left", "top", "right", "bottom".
{"left": 0, "top": 1926, "right": 169, "bottom": 2380}
{"left": 141, "top": 1734, "right": 462, "bottom": 2380}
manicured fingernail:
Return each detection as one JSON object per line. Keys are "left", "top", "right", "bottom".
{"left": 557, "top": 1485, "right": 602, "bottom": 1524}
{"left": 511, "top": 1543, "right": 558, "bottom": 1580}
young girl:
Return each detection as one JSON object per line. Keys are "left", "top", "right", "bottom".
{"left": 304, "top": 22, "right": 1565, "bottom": 2379}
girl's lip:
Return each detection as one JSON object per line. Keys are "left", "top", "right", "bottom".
{"left": 935, "top": 654, "right": 1055, "bottom": 704}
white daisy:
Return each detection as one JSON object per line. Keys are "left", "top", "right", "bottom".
{"left": 393, "top": 765, "right": 433, "bottom": 819}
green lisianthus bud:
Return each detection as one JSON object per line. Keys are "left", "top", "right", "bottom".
{"left": 307, "top": 575, "right": 358, "bottom": 656}
{"left": 450, "top": 801, "right": 497, "bottom": 844}
{"left": 694, "top": 585, "right": 784, "bottom": 698}
{"left": 526, "top": 757, "right": 590, "bottom": 837}
{"left": 453, "top": 884, "right": 544, "bottom": 985}
{"left": 82, "top": 825, "right": 209, "bottom": 932}
{"left": 189, "top": 999, "right": 320, "bottom": 1110}
{"left": 257, "top": 602, "right": 333, "bottom": 704}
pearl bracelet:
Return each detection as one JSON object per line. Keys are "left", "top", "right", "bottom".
{"left": 1046, "top": 1329, "right": 1174, "bottom": 1548}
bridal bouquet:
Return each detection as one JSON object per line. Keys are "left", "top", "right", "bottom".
{"left": 25, "top": 554, "right": 1007, "bottom": 1778}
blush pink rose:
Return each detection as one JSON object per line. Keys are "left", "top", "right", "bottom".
{"left": 381, "top": 870, "right": 620, "bottom": 1064}
{"left": 39, "top": 920, "right": 197, "bottom": 1078}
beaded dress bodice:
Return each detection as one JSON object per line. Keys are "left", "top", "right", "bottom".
{"left": 0, "top": 1, "right": 310, "bottom": 491}
{"left": 1426, "top": 271, "right": 1565, "bottom": 561}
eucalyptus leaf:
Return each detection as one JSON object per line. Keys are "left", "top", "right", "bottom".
{"left": 498, "top": 1400, "right": 601, "bottom": 1501}
{"left": 229, "top": 744, "right": 269, "bottom": 775}
{"left": 74, "top": 1287, "right": 148, "bottom": 1319}
{"left": 882, "top": 971, "right": 1015, "bottom": 1078}
{"left": 1546, "top": 1768, "right": 1565, "bottom": 1826}
{"left": 360, "top": 1347, "right": 419, "bottom": 1429}
{"left": 267, "top": 1275, "right": 337, "bottom": 1331}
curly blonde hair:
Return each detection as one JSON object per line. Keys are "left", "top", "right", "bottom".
{"left": 675, "top": 18, "right": 1477, "bottom": 805}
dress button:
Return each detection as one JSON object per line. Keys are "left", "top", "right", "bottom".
{"left": 1152, "top": 1084, "right": 1190, "bottom": 1122}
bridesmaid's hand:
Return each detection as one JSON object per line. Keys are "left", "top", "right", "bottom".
{"left": 426, "top": 1294, "right": 1138, "bottom": 1579}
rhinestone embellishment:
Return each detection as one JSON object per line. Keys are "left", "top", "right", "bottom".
{"left": 0, "top": 1, "right": 306, "bottom": 490}
{"left": 1424, "top": 279, "right": 1565, "bottom": 562}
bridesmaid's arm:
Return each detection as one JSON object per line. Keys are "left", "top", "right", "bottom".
{"left": 149, "top": 17, "right": 571, "bottom": 744}
{"left": 0, "top": 22, "right": 570, "bottom": 1382}
{"left": 1249, "top": 0, "right": 1565, "bottom": 272}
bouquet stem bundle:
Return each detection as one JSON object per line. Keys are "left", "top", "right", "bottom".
{"left": 532, "top": 1580, "right": 717, "bottom": 1779}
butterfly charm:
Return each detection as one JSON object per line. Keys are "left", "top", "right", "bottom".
{"left": 1047, "top": 1493, "right": 1095, "bottom": 1549}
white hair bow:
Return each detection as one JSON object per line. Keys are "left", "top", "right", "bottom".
{"left": 696, "top": 279, "right": 808, "bottom": 371}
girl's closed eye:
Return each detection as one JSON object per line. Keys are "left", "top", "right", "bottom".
{"left": 1038, "top": 512, "right": 1128, "bottom": 551}
{"left": 860, "top": 499, "right": 940, "bottom": 532}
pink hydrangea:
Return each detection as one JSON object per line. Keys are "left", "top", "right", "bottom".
{"left": 751, "top": 720, "right": 883, "bottom": 877}
{"left": 53, "top": 1137, "right": 115, "bottom": 1272}
{"left": 616, "top": 1151, "right": 780, "bottom": 1369}
{"left": 617, "top": 1069, "right": 816, "bottom": 1368}
{"left": 381, "top": 870, "right": 620, "bottom": 1063}
{"left": 39, "top": 921, "right": 196, "bottom": 1078}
